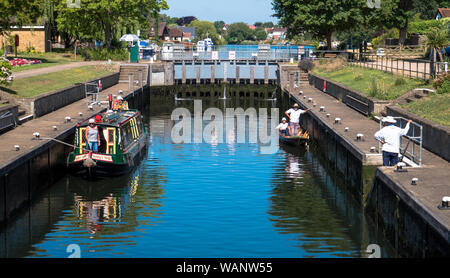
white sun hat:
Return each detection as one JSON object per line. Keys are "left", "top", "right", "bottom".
{"left": 89, "top": 119, "right": 95, "bottom": 124}
{"left": 282, "top": 117, "right": 287, "bottom": 121}
{"left": 382, "top": 116, "right": 397, "bottom": 123}
{"left": 117, "top": 96, "right": 123, "bottom": 100}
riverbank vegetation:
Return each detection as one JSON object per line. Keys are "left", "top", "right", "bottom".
{"left": 311, "top": 60, "right": 429, "bottom": 100}
{"left": 0, "top": 65, "right": 116, "bottom": 98}
{"left": 401, "top": 93, "right": 450, "bottom": 127}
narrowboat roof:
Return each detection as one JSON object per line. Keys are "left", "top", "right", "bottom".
{"left": 77, "top": 109, "right": 141, "bottom": 128}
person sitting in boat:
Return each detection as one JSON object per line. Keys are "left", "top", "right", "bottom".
{"left": 112, "top": 96, "right": 129, "bottom": 110}
{"left": 276, "top": 117, "right": 290, "bottom": 136}
{"left": 85, "top": 119, "right": 101, "bottom": 153}
{"left": 285, "top": 103, "right": 310, "bottom": 136}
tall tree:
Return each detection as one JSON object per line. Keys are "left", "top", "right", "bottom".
{"left": 55, "top": 0, "right": 168, "bottom": 48}
{"left": 189, "top": 20, "right": 220, "bottom": 44}
{"left": 272, "top": 0, "right": 367, "bottom": 49}
{"left": 226, "top": 22, "right": 254, "bottom": 44}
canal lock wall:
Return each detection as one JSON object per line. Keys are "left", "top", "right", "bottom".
{"left": 279, "top": 64, "right": 449, "bottom": 257}
{"left": 0, "top": 65, "right": 154, "bottom": 228}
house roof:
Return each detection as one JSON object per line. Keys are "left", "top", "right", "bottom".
{"left": 177, "top": 26, "right": 196, "bottom": 37}
{"left": 169, "top": 27, "right": 183, "bottom": 38}
{"left": 148, "top": 22, "right": 169, "bottom": 37}
{"left": 437, "top": 8, "right": 450, "bottom": 18}
{"left": 270, "top": 27, "right": 287, "bottom": 33}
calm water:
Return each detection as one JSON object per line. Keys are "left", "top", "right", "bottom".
{"left": 0, "top": 91, "right": 393, "bottom": 258}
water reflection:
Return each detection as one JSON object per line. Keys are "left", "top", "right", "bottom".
{"left": 269, "top": 144, "right": 359, "bottom": 257}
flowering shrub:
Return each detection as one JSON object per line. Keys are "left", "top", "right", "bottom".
{"left": 8, "top": 58, "right": 42, "bottom": 67}
{"left": 0, "top": 59, "right": 13, "bottom": 85}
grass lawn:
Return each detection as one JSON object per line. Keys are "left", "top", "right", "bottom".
{"left": 312, "top": 65, "right": 430, "bottom": 100}
{"left": 8, "top": 52, "right": 81, "bottom": 73}
{"left": 0, "top": 65, "right": 115, "bottom": 98}
{"left": 401, "top": 93, "right": 450, "bottom": 127}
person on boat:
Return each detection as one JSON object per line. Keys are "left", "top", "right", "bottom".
{"left": 85, "top": 119, "right": 101, "bottom": 153}
{"left": 285, "top": 103, "right": 310, "bottom": 136}
{"left": 112, "top": 96, "right": 129, "bottom": 110}
{"left": 374, "top": 116, "right": 412, "bottom": 166}
{"left": 276, "top": 117, "right": 290, "bottom": 136}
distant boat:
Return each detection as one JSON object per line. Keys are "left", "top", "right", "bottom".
{"left": 197, "top": 37, "right": 214, "bottom": 52}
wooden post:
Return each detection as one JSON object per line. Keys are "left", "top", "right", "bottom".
{"left": 250, "top": 66, "right": 255, "bottom": 84}
{"left": 182, "top": 64, "right": 186, "bottom": 84}
{"left": 196, "top": 66, "right": 201, "bottom": 84}
{"left": 210, "top": 65, "right": 215, "bottom": 84}
{"left": 236, "top": 65, "right": 240, "bottom": 84}
{"left": 264, "top": 65, "right": 269, "bottom": 84}
{"left": 128, "top": 73, "right": 134, "bottom": 93}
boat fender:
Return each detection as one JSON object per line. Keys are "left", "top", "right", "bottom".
{"left": 83, "top": 158, "right": 97, "bottom": 168}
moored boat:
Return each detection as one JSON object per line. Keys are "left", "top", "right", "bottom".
{"left": 279, "top": 132, "right": 309, "bottom": 147}
{"left": 67, "top": 109, "right": 148, "bottom": 177}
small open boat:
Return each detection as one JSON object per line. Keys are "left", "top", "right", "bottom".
{"left": 67, "top": 109, "right": 148, "bottom": 177}
{"left": 279, "top": 132, "right": 309, "bottom": 147}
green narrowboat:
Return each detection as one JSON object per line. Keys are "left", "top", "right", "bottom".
{"left": 67, "top": 109, "right": 148, "bottom": 177}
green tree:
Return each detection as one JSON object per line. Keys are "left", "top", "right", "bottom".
{"left": 214, "top": 21, "right": 226, "bottom": 34}
{"left": 425, "top": 26, "right": 449, "bottom": 63}
{"left": 226, "top": 22, "right": 254, "bottom": 44}
{"left": 272, "top": 0, "right": 366, "bottom": 50}
{"left": 263, "top": 22, "right": 275, "bottom": 28}
{"left": 255, "top": 27, "right": 267, "bottom": 41}
{"left": 189, "top": 20, "right": 220, "bottom": 44}
{"left": 55, "top": 0, "right": 168, "bottom": 48}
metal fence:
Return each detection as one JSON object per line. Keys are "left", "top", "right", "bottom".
{"left": 160, "top": 45, "right": 299, "bottom": 62}
{"left": 351, "top": 53, "right": 447, "bottom": 80}
{"left": 312, "top": 50, "right": 448, "bottom": 80}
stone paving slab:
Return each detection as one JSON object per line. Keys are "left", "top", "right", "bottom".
{"left": 0, "top": 82, "right": 134, "bottom": 171}
{"left": 378, "top": 167, "right": 450, "bottom": 241}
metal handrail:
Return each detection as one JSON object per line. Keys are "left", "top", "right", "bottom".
{"left": 378, "top": 116, "right": 423, "bottom": 167}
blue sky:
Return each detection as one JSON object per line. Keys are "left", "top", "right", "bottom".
{"left": 164, "top": 0, "right": 278, "bottom": 25}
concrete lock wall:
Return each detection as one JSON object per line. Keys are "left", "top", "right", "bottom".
{"left": 308, "top": 74, "right": 390, "bottom": 116}
{"left": 0, "top": 131, "right": 74, "bottom": 226}
{"left": 366, "top": 169, "right": 450, "bottom": 257}
{"left": 386, "top": 106, "right": 450, "bottom": 162}
{"left": 32, "top": 72, "right": 120, "bottom": 117}
{"left": 298, "top": 108, "right": 372, "bottom": 205}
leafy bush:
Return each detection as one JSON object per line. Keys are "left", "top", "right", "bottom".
{"left": 0, "top": 59, "right": 13, "bottom": 85}
{"left": 298, "top": 59, "right": 314, "bottom": 72}
{"left": 437, "top": 80, "right": 450, "bottom": 94}
{"left": 368, "top": 78, "right": 387, "bottom": 98}
{"left": 79, "top": 47, "right": 128, "bottom": 61}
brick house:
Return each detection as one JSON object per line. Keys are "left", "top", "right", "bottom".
{"left": 1, "top": 25, "right": 51, "bottom": 53}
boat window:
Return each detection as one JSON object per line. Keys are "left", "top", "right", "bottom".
{"left": 120, "top": 122, "right": 134, "bottom": 149}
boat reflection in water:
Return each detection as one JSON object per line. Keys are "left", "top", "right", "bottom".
{"left": 71, "top": 169, "right": 141, "bottom": 235}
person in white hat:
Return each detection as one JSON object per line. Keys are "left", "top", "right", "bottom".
{"left": 276, "top": 117, "right": 290, "bottom": 136}
{"left": 112, "top": 96, "right": 129, "bottom": 110}
{"left": 84, "top": 118, "right": 101, "bottom": 153}
{"left": 374, "top": 116, "right": 412, "bottom": 166}
{"left": 285, "top": 103, "right": 310, "bottom": 136}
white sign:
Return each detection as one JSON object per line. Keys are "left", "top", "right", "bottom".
{"left": 92, "top": 153, "right": 113, "bottom": 162}
{"left": 228, "top": 51, "right": 236, "bottom": 60}
{"left": 211, "top": 51, "right": 219, "bottom": 60}
{"left": 298, "top": 46, "right": 305, "bottom": 54}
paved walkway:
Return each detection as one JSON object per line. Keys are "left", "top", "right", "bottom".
{"left": 12, "top": 61, "right": 107, "bottom": 80}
